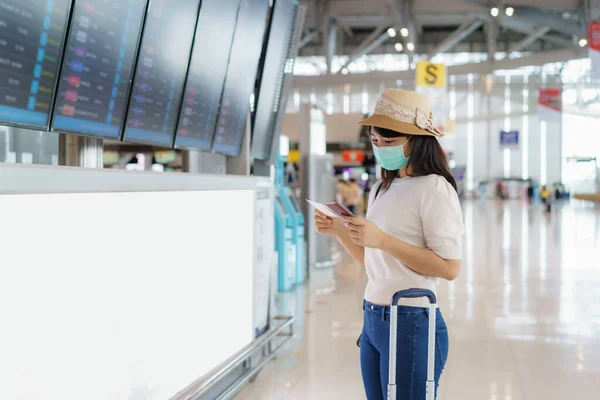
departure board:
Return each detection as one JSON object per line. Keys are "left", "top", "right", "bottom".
{"left": 0, "top": 0, "right": 71, "bottom": 129}
{"left": 52, "top": 0, "right": 147, "bottom": 138}
{"left": 212, "top": 0, "right": 270, "bottom": 156}
{"left": 173, "top": 0, "right": 240, "bottom": 151}
{"left": 251, "top": 0, "right": 297, "bottom": 160}
{"left": 123, "top": 0, "right": 200, "bottom": 147}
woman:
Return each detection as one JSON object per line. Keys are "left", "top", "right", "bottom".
{"left": 314, "top": 89, "right": 464, "bottom": 399}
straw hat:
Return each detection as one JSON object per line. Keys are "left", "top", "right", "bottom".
{"left": 357, "top": 89, "right": 444, "bottom": 137}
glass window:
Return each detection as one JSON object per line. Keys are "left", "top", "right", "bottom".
{"left": 0, "top": 127, "right": 58, "bottom": 165}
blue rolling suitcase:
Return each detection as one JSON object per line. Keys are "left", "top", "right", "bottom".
{"left": 387, "top": 288, "right": 438, "bottom": 400}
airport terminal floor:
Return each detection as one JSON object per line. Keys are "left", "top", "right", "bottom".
{"left": 235, "top": 199, "right": 600, "bottom": 400}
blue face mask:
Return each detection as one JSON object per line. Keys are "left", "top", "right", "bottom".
{"left": 372, "top": 138, "right": 411, "bottom": 171}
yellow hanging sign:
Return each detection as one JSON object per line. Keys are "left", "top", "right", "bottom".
{"left": 416, "top": 61, "right": 447, "bottom": 88}
{"left": 288, "top": 149, "right": 300, "bottom": 163}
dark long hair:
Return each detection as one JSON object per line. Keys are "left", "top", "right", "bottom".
{"left": 375, "top": 127, "right": 457, "bottom": 193}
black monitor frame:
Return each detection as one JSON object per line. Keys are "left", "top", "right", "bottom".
{"left": 49, "top": 0, "right": 149, "bottom": 139}
{"left": 210, "top": 0, "right": 270, "bottom": 157}
{"left": 250, "top": 0, "right": 298, "bottom": 161}
{"left": 120, "top": 0, "right": 202, "bottom": 148}
{"left": 172, "top": 0, "right": 241, "bottom": 152}
{"left": 0, "top": 0, "right": 74, "bottom": 132}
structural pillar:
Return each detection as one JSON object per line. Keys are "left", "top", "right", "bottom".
{"left": 58, "top": 134, "right": 103, "bottom": 168}
{"left": 591, "top": 0, "right": 600, "bottom": 20}
{"left": 486, "top": 77, "right": 493, "bottom": 180}
{"left": 298, "top": 103, "right": 334, "bottom": 271}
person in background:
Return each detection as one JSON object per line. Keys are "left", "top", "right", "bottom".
{"left": 345, "top": 177, "right": 364, "bottom": 215}
{"left": 478, "top": 182, "right": 487, "bottom": 199}
{"left": 496, "top": 180, "right": 507, "bottom": 200}
{"left": 337, "top": 178, "right": 349, "bottom": 206}
{"left": 540, "top": 185, "right": 548, "bottom": 203}
{"left": 285, "top": 162, "right": 298, "bottom": 185}
{"left": 540, "top": 185, "right": 552, "bottom": 212}
{"left": 526, "top": 182, "right": 534, "bottom": 204}
{"left": 554, "top": 183, "right": 562, "bottom": 200}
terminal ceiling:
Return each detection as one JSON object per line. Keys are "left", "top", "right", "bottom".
{"left": 298, "top": 0, "right": 589, "bottom": 68}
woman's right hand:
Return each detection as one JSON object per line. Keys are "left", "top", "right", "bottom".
{"left": 314, "top": 209, "right": 346, "bottom": 237}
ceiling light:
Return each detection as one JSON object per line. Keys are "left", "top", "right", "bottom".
{"left": 387, "top": 28, "right": 397, "bottom": 37}
{"left": 394, "top": 42, "right": 403, "bottom": 52}
{"left": 505, "top": 7, "right": 514, "bottom": 17}
{"left": 490, "top": 7, "right": 499, "bottom": 17}
{"left": 407, "top": 42, "right": 415, "bottom": 52}
{"left": 400, "top": 28, "right": 409, "bottom": 37}
{"left": 579, "top": 38, "right": 588, "bottom": 47}
{"left": 341, "top": 68, "right": 349, "bottom": 75}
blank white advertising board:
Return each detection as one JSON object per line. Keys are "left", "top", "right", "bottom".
{"left": 0, "top": 189, "right": 254, "bottom": 399}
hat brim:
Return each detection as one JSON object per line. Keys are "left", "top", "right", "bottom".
{"left": 357, "top": 114, "right": 436, "bottom": 136}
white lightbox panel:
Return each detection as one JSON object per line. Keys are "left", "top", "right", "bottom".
{"left": 0, "top": 190, "right": 254, "bottom": 400}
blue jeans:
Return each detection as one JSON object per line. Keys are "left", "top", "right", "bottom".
{"left": 360, "top": 300, "right": 449, "bottom": 399}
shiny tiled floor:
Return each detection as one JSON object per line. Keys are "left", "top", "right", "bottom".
{"left": 235, "top": 199, "right": 600, "bottom": 399}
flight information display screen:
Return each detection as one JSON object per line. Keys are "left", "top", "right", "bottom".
{"left": 123, "top": 0, "right": 200, "bottom": 147}
{"left": 251, "top": 0, "right": 297, "bottom": 161}
{"left": 212, "top": 0, "right": 269, "bottom": 156}
{"left": 0, "top": 0, "right": 71, "bottom": 129}
{"left": 52, "top": 0, "right": 147, "bottom": 138}
{"left": 173, "top": 0, "right": 240, "bottom": 151}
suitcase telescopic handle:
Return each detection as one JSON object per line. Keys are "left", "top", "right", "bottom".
{"left": 391, "top": 288, "right": 437, "bottom": 305}
{"left": 388, "top": 288, "right": 437, "bottom": 400}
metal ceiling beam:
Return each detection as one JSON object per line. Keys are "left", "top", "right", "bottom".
{"left": 510, "top": 6, "right": 586, "bottom": 38}
{"left": 505, "top": 26, "right": 551, "bottom": 57}
{"left": 316, "top": 0, "right": 328, "bottom": 29}
{"left": 318, "top": 0, "right": 331, "bottom": 71}
{"left": 292, "top": 47, "right": 587, "bottom": 87}
{"left": 326, "top": 20, "right": 338, "bottom": 74}
{"left": 334, "top": 13, "right": 475, "bottom": 28}
{"left": 337, "top": 25, "right": 389, "bottom": 73}
{"left": 583, "top": 0, "right": 591, "bottom": 25}
{"left": 413, "top": 13, "right": 482, "bottom": 27}
{"left": 298, "top": 30, "right": 319, "bottom": 49}
{"left": 465, "top": 0, "right": 585, "bottom": 37}
{"left": 340, "top": 25, "right": 354, "bottom": 37}
{"left": 405, "top": 0, "right": 418, "bottom": 44}
{"left": 335, "top": 15, "right": 395, "bottom": 28}
{"left": 486, "top": 16, "right": 498, "bottom": 61}
{"left": 502, "top": 23, "right": 577, "bottom": 48}
{"left": 592, "top": 0, "right": 600, "bottom": 20}
{"left": 499, "top": 17, "right": 574, "bottom": 48}
{"left": 386, "top": 0, "right": 405, "bottom": 26}
{"left": 428, "top": 17, "right": 483, "bottom": 59}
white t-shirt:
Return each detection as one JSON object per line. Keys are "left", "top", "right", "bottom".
{"left": 364, "top": 174, "right": 464, "bottom": 307}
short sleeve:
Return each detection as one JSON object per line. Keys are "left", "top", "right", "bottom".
{"left": 367, "top": 181, "right": 382, "bottom": 208}
{"left": 418, "top": 176, "right": 464, "bottom": 260}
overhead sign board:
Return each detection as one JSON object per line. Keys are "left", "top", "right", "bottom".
{"left": 415, "top": 61, "right": 448, "bottom": 132}
{"left": 416, "top": 61, "right": 447, "bottom": 88}
{"left": 500, "top": 130, "right": 519, "bottom": 148}
{"left": 342, "top": 150, "right": 365, "bottom": 163}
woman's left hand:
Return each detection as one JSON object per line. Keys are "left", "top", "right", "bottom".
{"left": 343, "top": 216, "right": 387, "bottom": 249}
